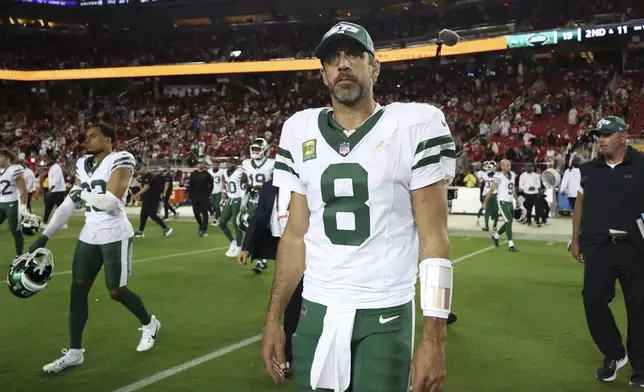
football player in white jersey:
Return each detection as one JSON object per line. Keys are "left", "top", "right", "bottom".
{"left": 262, "top": 22, "right": 454, "bottom": 392}
{"left": 219, "top": 157, "right": 248, "bottom": 257}
{"left": 28, "top": 124, "right": 161, "bottom": 373}
{"left": 480, "top": 161, "right": 499, "bottom": 232}
{"left": 483, "top": 159, "right": 519, "bottom": 252}
{"left": 0, "top": 148, "right": 28, "bottom": 257}
{"left": 208, "top": 161, "right": 225, "bottom": 226}
{"left": 241, "top": 138, "right": 275, "bottom": 272}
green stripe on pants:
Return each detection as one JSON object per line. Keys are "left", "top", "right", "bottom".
{"left": 292, "top": 298, "right": 414, "bottom": 392}
{"left": 497, "top": 201, "right": 514, "bottom": 241}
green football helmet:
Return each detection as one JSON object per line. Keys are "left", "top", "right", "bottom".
{"left": 236, "top": 210, "right": 250, "bottom": 232}
{"left": 7, "top": 248, "right": 55, "bottom": 299}
{"left": 21, "top": 211, "right": 43, "bottom": 236}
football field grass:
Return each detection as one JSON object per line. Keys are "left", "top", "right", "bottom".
{"left": 0, "top": 207, "right": 634, "bottom": 392}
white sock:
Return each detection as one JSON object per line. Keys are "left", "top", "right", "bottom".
{"left": 493, "top": 233, "right": 500, "bottom": 240}
{"left": 509, "top": 240, "right": 515, "bottom": 247}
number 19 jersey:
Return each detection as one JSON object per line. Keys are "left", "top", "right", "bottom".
{"left": 75, "top": 151, "right": 136, "bottom": 244}
{"left": 274, "top": 102, "right": 456, "bottom": 309}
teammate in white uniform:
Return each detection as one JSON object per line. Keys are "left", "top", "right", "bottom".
{"left": 208, "top": 161, "right": 225, "bottom": 226}
{"left": 21, "top": 163, "right": 37, "bottom": 213}
{"left": 29, "top": 124, "right": 161, "bottom": 373}
{"left": 484, "top": 159, "right": 519, "bottom": 251}
{"left": 262, "top": 22, "right": 454, "bottom": 392}
{"left": 241, "top": 138, "right": 275, "bottom": 272}
{"left": 0, "top": 149, "right": 28, "bottom": 257}
{"left": 242, "top": 138, "right": 275, "bottom": 217}
{"left": 219, "top": 158, "right": 247, "bottom": 257}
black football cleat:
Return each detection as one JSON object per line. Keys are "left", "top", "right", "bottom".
{"left": 491, "top": 236, "right": 499, "bottom": 247}
{"left": 596, "top": 355, "right": 628, "bottom": 382}
{"left": 447, "top": 312, "right": 457, "bottom": 325}
{"left": 283, "top": 362, "right": 294, "bottom": 380}
{"left": 508, "top": 246, "right": 519, "bottom": 252}
{"left": 631, "top": 370, "right": 644, "bottom": 388}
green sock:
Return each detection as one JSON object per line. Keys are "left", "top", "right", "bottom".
{"left": 13, "top": 230, "right": 24, "bottom": 255}
{"left": 111, "top": 288, "right": 151, "bottom": 326}
{"left": 235, "top": 226, "right": 243, "bottom": 244}
{"left": 69, "top": 283, "right": 90, "bottom": 349}
{"left": 219, "top": 224, "right": 233, "bottom": 242}
{"left": 505, "top": 220, "right": 513, "bottom": 241}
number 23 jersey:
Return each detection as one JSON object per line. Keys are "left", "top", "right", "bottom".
{"left": 274, "top": 102, "right": 456, "bottom": 309}
{"left": 75, "top": 151, "right": 136, "bottom": 244}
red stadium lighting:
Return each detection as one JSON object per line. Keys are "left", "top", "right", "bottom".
{"left": 503, "top": 2, "right": 509, "bottom": 6}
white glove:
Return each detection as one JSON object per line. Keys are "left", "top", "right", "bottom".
{"left": 19, "top": 204, "right": 28, "bottom": 216}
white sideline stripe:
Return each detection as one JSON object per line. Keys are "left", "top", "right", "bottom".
{"left": 546, "top": 241, "right": 555, "bottom": 246}
{"left": 112, "top": 335, "right": 263, "bottom": 392}
{"left": 112, "top": 243, "right": 501, "bottom": 392}
{"left": 0, "top": 246, "right": 227, "bottom": 284}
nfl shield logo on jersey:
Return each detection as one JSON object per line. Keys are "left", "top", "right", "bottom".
{"left": 339, "top": 142, "right": 350, "bottom": 156}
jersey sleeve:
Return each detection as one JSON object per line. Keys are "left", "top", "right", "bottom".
{"left": 12, "top": 165, "right": 24, "bottom": 179}
{"left": 410, "top": 108, "right": 456, "bottom": 190}
{"left": 492, "top": 173, "right": 502, "bottom": 184}
{"left": 110, "top": 152, "right": 136, "bottom": 174}
{"left": 274, "top": 115, "right": 306, "bottom": 195}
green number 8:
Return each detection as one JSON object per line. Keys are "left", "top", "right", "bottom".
{"left": 320, "top": 163, "right": 371, "bottom": 246}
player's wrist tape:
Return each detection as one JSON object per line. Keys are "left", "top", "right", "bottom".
{"left": 80, "top": 190, "right": 120, "bottom": 212}
{"left": 419, "top": 258, "right": 453, "bottom": 319}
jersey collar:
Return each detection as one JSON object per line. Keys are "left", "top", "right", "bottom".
{"left": 318, "top": 103, "right": 385, "bottom": 157}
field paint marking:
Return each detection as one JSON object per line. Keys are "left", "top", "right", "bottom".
{"left": 112, "top": 335, "right": 263, "bottom": 392}
{"left": 546, "top": 241, "right": 555, "bottom": 246}
{"left": 0, "top": 246, "right": 228, "bottom": 284}
{"left": 463, "top": 237, "right": 472, "bottom": 241}
{"left": 112, "top": 243, "right": 502, "bottom": 392}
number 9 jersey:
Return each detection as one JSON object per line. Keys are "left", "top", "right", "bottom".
{"left": 75, "top": 151, "right": 136, "bottom": 245}
{"left": 274, "top": 102, "right": 456, "bottom": 309}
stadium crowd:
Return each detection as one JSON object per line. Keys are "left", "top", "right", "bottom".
{"left": 0, "top": 0, "right": 632, "bottom": 70}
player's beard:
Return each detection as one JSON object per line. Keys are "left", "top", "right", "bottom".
{"left": 329, "top": 77, "right": 369, "bottom": 107}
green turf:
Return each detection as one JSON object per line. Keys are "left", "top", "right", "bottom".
{"left": 0, "top": 204, "right": 633, "bottom": 392}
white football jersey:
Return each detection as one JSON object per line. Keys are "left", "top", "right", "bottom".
{"left": 274, "top": 102, "right": 456, "bottom": 309}
{"left": 224, "top": 167, "right": 245, "bottom": 199}
{"left": 481, "top": 172, "right": 496, "bottom": 196}
{"left": 493, "top": 171, "right": 517, "bottom": 203}
{"left": 208, "top": 168, "right": 225, "bottom": 194}
{"left": 0, "top": 164, "right": 24, "bottom": 203}
{"left": 75, "top": 151, "right": 136, "bottom": 245}
{"left": 242, "top": 158, "right": 275, "bottom": 203}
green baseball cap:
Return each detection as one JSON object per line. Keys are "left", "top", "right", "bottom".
{"left": 315, "top": 22, "right": 375, "bottom": 60}
{"left": 590, "top": 116, "right": 628, "bottom": 136}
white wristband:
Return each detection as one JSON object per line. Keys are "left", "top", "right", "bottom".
{"left": 419, "top": 258, "right": 453, "bottom": 319}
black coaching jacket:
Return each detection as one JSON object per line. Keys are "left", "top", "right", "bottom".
{"left": 241, "top": 179, "right": 280, "bottom": 260}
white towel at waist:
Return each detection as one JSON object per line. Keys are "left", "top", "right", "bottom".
{"left": 310, "top": 306, "right": 357, "bottom": 392}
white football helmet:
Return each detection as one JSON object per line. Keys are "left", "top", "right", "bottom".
{"left": 236, "top": 210, "right": 250, "bottom": 231}
{"left": 250, "top": 138, "right": 269, "bottom": 160}
{"left": 21, "top": 212, "right": 43, "bottom": 236}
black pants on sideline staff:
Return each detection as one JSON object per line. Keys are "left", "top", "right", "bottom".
{"left": 26, "top": 192, "right": 33, "bottom": 213}
{"left": 163, "top": 195, "right": 177, "bottom": 219}
{"left": 523, "top": 193, "right": 540, "bottom": 224}
{"left": 43, "top": 191, "right": 66, "bottom": 223}
{"left": 568, "top": 197, "right": 577, "bottom": 211}
{"left": 583, "top": 242, "right": 644, "bottom": 368}
{"left": 139, "top": 201, "right": 167, "bottom": 232}
{"left": 192, "top": 198, "right": 209, "bottom": 233}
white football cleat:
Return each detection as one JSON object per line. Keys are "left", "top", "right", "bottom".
{"left": 225, "top": 241, "right": 238, "bottom": 257}
{"left": 137, "top": 315, "right": 161, "bottom": 352}
{"left": 43, "top": 348, "right": 85, "bottom": 373}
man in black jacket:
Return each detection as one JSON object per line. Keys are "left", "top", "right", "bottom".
{"left": 188, "top": 162, "right": 214, "bottom": 237}
{"left": 133, "top": 166, "right": 172, "bottom": 238}
{"left": 238, "top": 180, "right": 301, "bottom": 379}
{"left": 571, "top": 116, "right": 644, "bottom": 386}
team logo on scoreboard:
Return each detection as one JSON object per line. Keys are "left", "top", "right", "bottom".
{"left": 526, "top": 33, "right": 550, "bottom": 46}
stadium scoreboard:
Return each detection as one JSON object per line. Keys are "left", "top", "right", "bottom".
{"left": 507, "top": 19, "right": 644, "bottom": 48}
